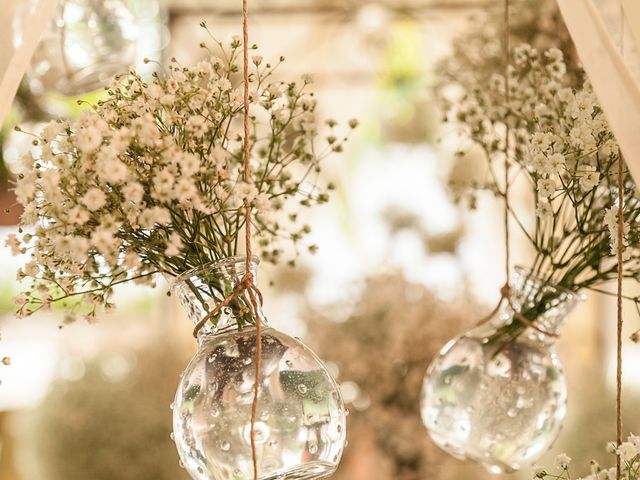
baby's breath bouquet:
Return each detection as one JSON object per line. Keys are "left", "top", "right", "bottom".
{"left": 533, "top": 437, "right": 640, "bottom": 480}
{"left": 438, "top": 0, "right": 579, "bottom": 97}
{"left": 449, "top": 43, "right": 640, "bottom": 343}
{"left": 7, "top": 31, "right": 356, "bottom": 321}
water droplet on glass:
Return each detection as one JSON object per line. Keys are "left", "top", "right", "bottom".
{"left": 337, "top": 424, "right": 343, "bottom": 433}
{"left": 243, "top": 357, "right": 252, "bottom": 365}
{"left": 170, "top": 432, "right": 175, "bottom": 441}
{"left": 170, "top": 402, "right": 175, "bottom": 410}
{"left": 507, "top": 408, "right": 517, "bottom": 418}
{"left": 221, "top": 441, "right": 230, "bottom": 451}
{"left": 443, "top": 375, "right": 452, "bottom": 385}
{"left": 309, "top": 443, "right": 318, "bottom": 454}
{"left": 179, "top": 461, "right": 185, "bottom": 469}
{"left": 298, "top": 384, "right": 308, "bottom": 394}
{"left": 285, "top": 360, "right": 294, "bottom": 368}
{"left": 268, "top": 439, "right": 278, "bottom": 449}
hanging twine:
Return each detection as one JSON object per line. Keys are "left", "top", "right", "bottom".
{"left": 475, "top": 0, "right": 557, "bottom": 338}
{"left": 615, "top": 7, "right": 625, "bottom": 479}
{"left": 192, "top": 1, "right": 263, "bottom": 478}
{"left": 615, "top": 156, "right": 624, "bottom": 479}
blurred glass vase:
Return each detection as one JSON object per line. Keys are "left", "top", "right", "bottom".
{"left": 26, "top": 0, "right": 138, "bottom": 96}
{"left": 171, "top": 256, "right": 346, "bottom": 480}
{"left": 420, "top": 268, "right": 582, "bottom": 473}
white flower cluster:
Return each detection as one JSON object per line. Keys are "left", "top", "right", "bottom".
{"left": 533, "top": 435, "right": 640, "bottom": 480}
{"left": 456, "top": 45, "right": 619, "bottom": 222}
{"left": 452, "top": 43, "right": 640, "bottom": 300}
{"left": 8, "top": 33, "right": 356, "bottom": 320}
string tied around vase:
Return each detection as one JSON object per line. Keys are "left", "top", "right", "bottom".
{"left": 191, "top": 1, "right": 264, "bottom": 479}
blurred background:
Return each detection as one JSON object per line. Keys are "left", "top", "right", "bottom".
{"left": 0, "top": 0, "right": 638, "bottom": 479}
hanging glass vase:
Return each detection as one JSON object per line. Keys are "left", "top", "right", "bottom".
{"left": 171, "top": 256, "right": 347, "bottom": 480}
{"left": 420, "top": 267, "right": 583, "bottom": 474}
{"left": 26, "top": 0, "right": 138, "bottom": 96}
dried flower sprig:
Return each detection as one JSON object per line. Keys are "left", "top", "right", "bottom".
{"left": 533, "top": 436, "right": 640, "bottom": 480}
{"left": 448, "top": 43, "right": 640, "bottom": 342}
{"left": 7, "top": 27, "right": 357, "bottom": 321}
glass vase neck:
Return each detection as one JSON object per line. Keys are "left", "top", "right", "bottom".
{"left": 494, "top": 267, "right": 584, "bottom": 339}
{"left": 170, "top": 255, "right": 266, "bottom": 340}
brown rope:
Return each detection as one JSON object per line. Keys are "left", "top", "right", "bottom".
{"left": 616, "top": 8, "right": 625, "bottom": 479}
{"left": 616, "top": 155, "right": 624, "bottom": 479}
{"left": 503, "top": 0, "right": 511, "bottom": 285}
{"left": 192, "top": 1, "right": 263, "bottom": 478}
{"left": 241, "top": 1, "right": 264, "bottom": 476}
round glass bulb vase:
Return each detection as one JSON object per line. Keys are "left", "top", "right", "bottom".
{"left": 26, "top": 0, "right": 138, "bottom": 96}
{"left": 420, "top": 268, "right": 583, "bottom": 474}
{"left": 171, "top": 256, "right": 347, "bottom": 480}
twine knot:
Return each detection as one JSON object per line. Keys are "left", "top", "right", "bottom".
{"left": 192, "top": 271, "right": 264, "bottom": 338}
{"left": 499, "top": 283, "right": 512, "bottom": 299}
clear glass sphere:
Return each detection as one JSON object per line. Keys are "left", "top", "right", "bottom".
{"left": 174, "top": 327, "right": 346, "bottom": 480}
{"left": 420, "top": 269, "right": 580, "bottom": 473}
{"left": 171, "top": 257, "right": 346, "bottom": 480}
{"left": 26, "top": 0, "right": 138, "bottom": 96}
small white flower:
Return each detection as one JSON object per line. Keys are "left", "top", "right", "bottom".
{"left": 97, "top": 158, "right": 129, "bottom": 184}
{"left": 146, "top": 83, "right": 163, "bottom": 99}
{"left": 617, "top": 441, "right": 637, "bottom": 462}
{"left": 153, "top": 170, "right": 175, "bottom": 193}
{"left": 76, "top": 126, "right": 103, "bottom": 153}
{"left": 160, "top": 94, "right": 176, "bottom": 106}
{"left": 179, "top": 152, "right": 201, "bottom": 176}
{"left": 255, "top": 192, "right": 271, "bottom": 212}
{"left": 530, "top": 132, "right": 553, "bottom": 153}
{"left": 238, "top": 182, "right": 258, "bottom": 204}
{"left": 68, "top": 206, "right": 90, "bottom": 225}
{"left": 514, "top": 44, "right": 538, "bottom": 65}
{"left": 547, "top": 153, "right": 565, "bottom": 173}
{"left": 578, "top": 166, "right": 600, "bottom": 191}
{"left": 536, "top": 202, "right": 553, "bottom": 220}
{"left": 90, "top": 228, "right": 117, "bottom": 256}
{"left": 537, "top": 178, "right": 556, "bottom": 198}
{"left": 173, "top": 178, "right": 198, "bottom": 203}
{"left": 41, "top": 121, "right": 65, "bottom": 142}
{"left": 122, "top": 182, "right": 145, "bottom": 204}
{"left": 138, "top": 207, "right": 171, "bottom": 229}
{"left": 82, "top": 188, "right": 107, "bottom": 211}
{"left": 5, "top": 234, "right": 22, "bottom": 255}
{"left": 14, "top": 171, "right": 37, "bottom": 205}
